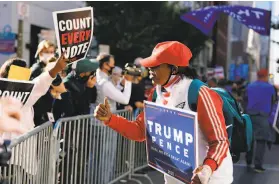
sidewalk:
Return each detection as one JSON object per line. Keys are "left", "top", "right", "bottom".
{"left": 119, "top": 144, "right": 279, "bottom": 184}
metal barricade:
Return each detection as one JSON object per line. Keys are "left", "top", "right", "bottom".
{"left": 0, "top": 121, "right": 53, "bottom": 184}
{"left": 51, "top": 110, "right": 134, "bottom": 184}
{"left": 129, "top": 109, "right": 154, "bottom": 184}
{"left": 132, "top": 109, "right": 148, "bottom": 172}
{"left": 0, "top": 109, "right": 156, "bottom": 184}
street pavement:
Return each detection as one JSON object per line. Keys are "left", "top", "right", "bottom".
{"left": 118, "top": 144, "right": 279, "bottom": 184}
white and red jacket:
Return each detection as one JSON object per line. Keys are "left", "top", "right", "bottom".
{"left": 105, "top": 76, "right": 233, "bottom": 184}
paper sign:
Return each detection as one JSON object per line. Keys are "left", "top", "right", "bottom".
{"left": 0, "top": 78, "right": 34, "bottom": 105}
{"left": 144, "top": 101, "right": 198, "bottom": 183}
{"left": 53, "top": 7, "right": 94, "bottom": 63}
{"left": 214, "top": 66, "right": 225, "bottom": 79}
{"left": 8, "top": 65, "right": 31, "bottom": 81}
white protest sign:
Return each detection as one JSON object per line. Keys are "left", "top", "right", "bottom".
{"left": 53, "top": 7, "right": 94, "bottom": 63}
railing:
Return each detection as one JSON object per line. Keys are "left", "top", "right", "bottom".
{"left": 0, "top": 109, "right": 153, "bottom": 184}
{"left": 0, "top": 121, "right": 53, "bottom": 184}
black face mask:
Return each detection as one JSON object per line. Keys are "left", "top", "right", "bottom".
{"left": 78, "top": 76, "right": 89, "bottom": 84}
{"left": 108, "top": 66, "right": 115, "bottom": 75}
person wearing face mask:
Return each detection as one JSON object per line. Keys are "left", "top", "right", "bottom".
{"left": 62, "top": 58, "right": 99, "bottom": 116}
{"left": 33, "top": 74, "right": 67, "bottom": 127}
{"left": 95, "top": 53, "right": 132, "bottom": 112}
{"left": 108, "top": 66, "right": 133, "bottom": 112}
{"left": 30, "top": 40, "right": 56, "bottom": 80}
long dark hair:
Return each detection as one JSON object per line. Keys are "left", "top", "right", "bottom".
{"left": 0, "top": 58, "right": 27, "bottom": 78}
{"left": 169, "top": 65, "right": 198, "bottom": 79}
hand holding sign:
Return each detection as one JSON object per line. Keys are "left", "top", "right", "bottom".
{"left": 94, "top": 97, "right": 112, "bottom": 122}
{"left": 191, "top": 165, "right": 212, "bottom": 184}
{"left": 49, "top": 52, "right": 69, "bottom": 78}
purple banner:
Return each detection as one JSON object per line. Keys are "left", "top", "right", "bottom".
{"left": 181, "top": 5, "right": 271, "bottom": 36}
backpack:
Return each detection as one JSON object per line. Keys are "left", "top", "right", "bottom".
{"left": 151, "top": 79, "right": 253, "bottom": 163}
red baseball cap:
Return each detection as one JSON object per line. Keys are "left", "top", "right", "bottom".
{"left": 257, "top": 69, "right": 268, "bottom": 77}
{"left": 140, "top": 41, "right": 192, "bottom": 68}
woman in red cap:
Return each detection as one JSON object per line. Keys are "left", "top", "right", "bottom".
{"left": 94, "top": 41, "right": 233, "bottom": 184}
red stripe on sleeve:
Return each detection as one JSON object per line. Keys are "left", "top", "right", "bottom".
{"left": 197, "top": 86, "right": 229, "bottom": 171}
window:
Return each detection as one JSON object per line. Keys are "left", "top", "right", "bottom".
{"left": 232, "top": 19, "right": 242, "bottom": 40}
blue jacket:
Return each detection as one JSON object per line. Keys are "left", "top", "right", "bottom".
{"left": 245, "top": 81, "right": 276, "bottom": 115}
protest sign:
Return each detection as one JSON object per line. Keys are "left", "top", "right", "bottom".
{"left": 181, "top": 5, "right": 271, "bottom": 36}
{"left": 144, "top": 101, "right": 198, "bottom": 183}
{"left": 214, "top": 66, "right": 224, "bottom": 79}
{"left": 53, "top": 7, "right": 93, "bottom": 63}
{"left": 0, "top": 78, "right": 34, "bottom": 105}
{"left": 8, "top": 65, "right": 31, "bottom": 81}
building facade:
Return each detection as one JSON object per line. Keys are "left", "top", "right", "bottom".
{"left": 189, "top": 1, "right": 214, "bottom": 77}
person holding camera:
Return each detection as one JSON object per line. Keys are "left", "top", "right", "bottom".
{"left": 118, "top": 63, "right": 145, "bottom": 114}
{"left": 110, "top": 66, "right": 133, "bottom": 112}
{"left": 95, "top": 53, "right": 133, "bottom": 111}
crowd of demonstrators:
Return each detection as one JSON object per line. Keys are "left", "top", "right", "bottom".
{"left": 0, "top": 39, "right": 150, "bottom": 183}
{"left": 2, "top": 37, "right": 279, "bottom": 183}
{"left": 29, "top": 41, "right": 100, "bottom": 125}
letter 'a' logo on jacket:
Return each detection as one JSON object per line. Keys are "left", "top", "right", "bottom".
{"left": 175, "top": 102, "right": 185, "bottom": 109}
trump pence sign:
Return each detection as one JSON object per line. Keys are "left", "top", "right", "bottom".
{"left": 144, "top": 101, "right": 198, "bottom": 183}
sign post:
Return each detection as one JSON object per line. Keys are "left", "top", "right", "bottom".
{"left": 17, "top": 2, "right": 29, "bottom": 58}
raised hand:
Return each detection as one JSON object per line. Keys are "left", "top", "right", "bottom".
{"left": 49, "top": 52, "right": 69, "bottom": 78}
{"left": 94, "top": 97, "right": 112, "bottom": 122}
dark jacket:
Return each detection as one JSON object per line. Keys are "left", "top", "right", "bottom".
{"left": 30, "top": 61, "right": 46, "bottom": 80}
{"left": 33, "top": 91, "right": 71, "bottom": 126}
{"left": 63, "top": 73, "right": 97, "bottom": 116}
